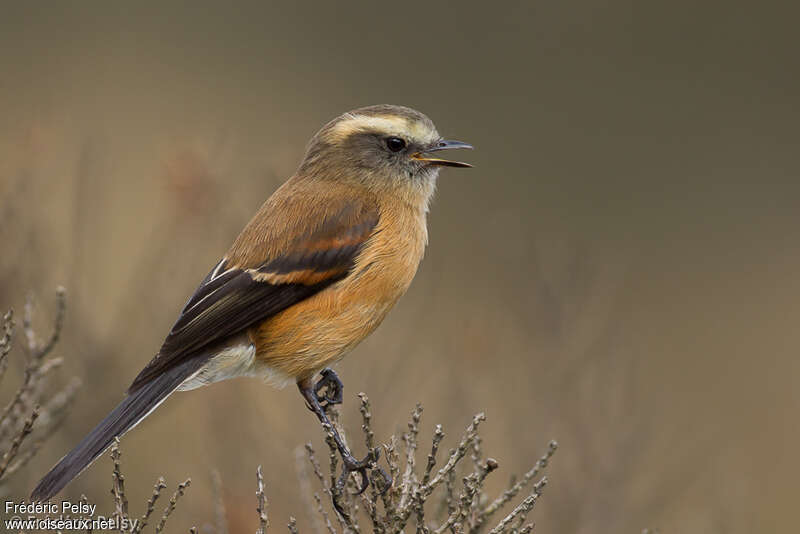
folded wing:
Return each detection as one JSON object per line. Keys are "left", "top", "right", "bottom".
{"left": 129, "top": 196, "right": 379, "bottom": 392}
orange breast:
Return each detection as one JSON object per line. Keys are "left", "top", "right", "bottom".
{"left": 251, "top": 201, "right": 428, "bottom": 381}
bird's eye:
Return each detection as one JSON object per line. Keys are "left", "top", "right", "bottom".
{"left": 385, "top": 137, "right": 406, "bottom": 152}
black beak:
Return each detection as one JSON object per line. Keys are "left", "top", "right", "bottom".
{"left": 428, "top": 140, "right": 474, "bottom": 152}
{"left": 413, "top": 139, "right": 474, "bottom": 168}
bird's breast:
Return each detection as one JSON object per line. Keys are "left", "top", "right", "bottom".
{"left": 251, "top": 202, "right": 428, "bottom": 381}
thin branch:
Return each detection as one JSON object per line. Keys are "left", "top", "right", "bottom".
{"left": 399, "top": 404, "right": 423, "bottom": 511}
{"left": 313, "top": 492, "right": 338, "bottom": 534}
{"left": 256, "top": 465, "right": 268, "bottom": 534}
{"left": 296, "top": 445, "right": 325, "bottom": 534}
{"left": 395, "top": 413, "right": 486, "bottom": 532}
{"left": 155, "top": 479, "right": 191, "bottom": 534}
{"left": 38, "top": 286, "right": 66, "bottom": 359}
{"left": 358, "top": 393, "right": 375, "bottom": 451}
{"left": 422, "top": 413, "right": 486, "bottom": 497}
{"left": 110, "top": 438, "right": 129, "bottom": 525}
{"left": 422, "top": 424, "right": 445, "bottom": 486}
{"left": 0, "top": 310, "right": 14, "bottom": 385}
{"left": 0, "top": 406, "right": 39, "bottom": 479}
{"left": 477, "top": 441, "right": 557, "bottom": 528}
{"left": 134, "top": 477, "right": 168, "bottom": 534}
{"left": 487, "top": 478, "right": 547, "bottom": 534}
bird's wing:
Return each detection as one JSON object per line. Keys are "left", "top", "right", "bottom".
{"left": 128, "top": 195, "right": 379, "bottom": 393}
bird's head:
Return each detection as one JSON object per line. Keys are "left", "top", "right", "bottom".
{"left": 299, "top": 105, "right": 472, "bottom": 193}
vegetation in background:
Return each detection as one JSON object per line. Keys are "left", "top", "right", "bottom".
{"left": 1, "top": 290, "right": 555, "bottom": 533}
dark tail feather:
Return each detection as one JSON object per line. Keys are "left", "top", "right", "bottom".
{"left": 31, "top": 356, "right": 208, "bottom": 501}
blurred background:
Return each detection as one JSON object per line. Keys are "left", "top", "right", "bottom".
{"left": 1, "top": 1, "right": 798, "bottom": 532}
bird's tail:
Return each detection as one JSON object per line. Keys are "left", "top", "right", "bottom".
{"left": 31, "top": 356, "right": 209, "bottom": 501}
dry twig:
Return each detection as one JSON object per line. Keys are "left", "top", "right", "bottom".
{"left": 155, "top": 478, "right": 192, "bottom": 533}
{"left": 0, "top": 405, "right": 39, "bottom": 479}
{"left": 110, "top": 438, "right": 130, "bottom": 525}
{"left": 134, "top": 477, "right": 168, "bottom": 534}
{"left": 291, "top": 399, "right": 554, "bottom": 534}
{"left": 257, "top": 465, "right": 269, "bottom": 534}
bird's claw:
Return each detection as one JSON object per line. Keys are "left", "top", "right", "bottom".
{"left": 338, "top": 448, "right": 375, "bottom": 494}
{"left": 331, "top": 448, "right": 392, "bottom": 517}
{"left": 314, "top": 368, "right": 343, "bottom": 408}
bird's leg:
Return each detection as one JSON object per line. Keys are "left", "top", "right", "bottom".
{"left": 298, "top": 372, "right": 392, "bottom": 505}
{"left": 299, "top": 375, "right": 378, "bottom": 495}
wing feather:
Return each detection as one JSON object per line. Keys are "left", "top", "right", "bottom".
{"left": 128, "top": 195, "right": 378, "bottom": 393}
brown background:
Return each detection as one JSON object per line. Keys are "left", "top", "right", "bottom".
{"left": 1, "top": 2, "right": 798, "bottom": 532}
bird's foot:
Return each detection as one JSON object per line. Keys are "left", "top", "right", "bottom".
{"left": 331, "top": 446, "right": 392, "bottom": 518}
{"left": 335, "top": 446, "right": 391, "bottom": 495}
{"left": 314, "top": 368, "right": 343, "bottom": 407}
{"left": 298, "top": 372, "right": 392, "bottom": 519}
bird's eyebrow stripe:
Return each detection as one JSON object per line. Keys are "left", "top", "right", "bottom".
{"left": 328, "top": 114, "right": 436, "bottom": 144}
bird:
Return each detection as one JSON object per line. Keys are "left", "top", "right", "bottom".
{"left": 31, "top": 104, "right": 472, "bottom": 504}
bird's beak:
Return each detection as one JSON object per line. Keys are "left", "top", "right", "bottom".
{"left": 413, "top": 139, "right": 474, "bottom": 168}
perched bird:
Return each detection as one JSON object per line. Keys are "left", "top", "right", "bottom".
{"left": 32, "top": 104, "right": 472, "bottom": 503}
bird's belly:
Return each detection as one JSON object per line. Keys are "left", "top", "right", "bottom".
{"left": 252, "top": 296, "right": 395, "bottom": 381}
{"left": 252, "top": 263, "right": 415, "bottom": 382}
{"left": 252, "top": 201, "right": 427, "bottom": 383}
